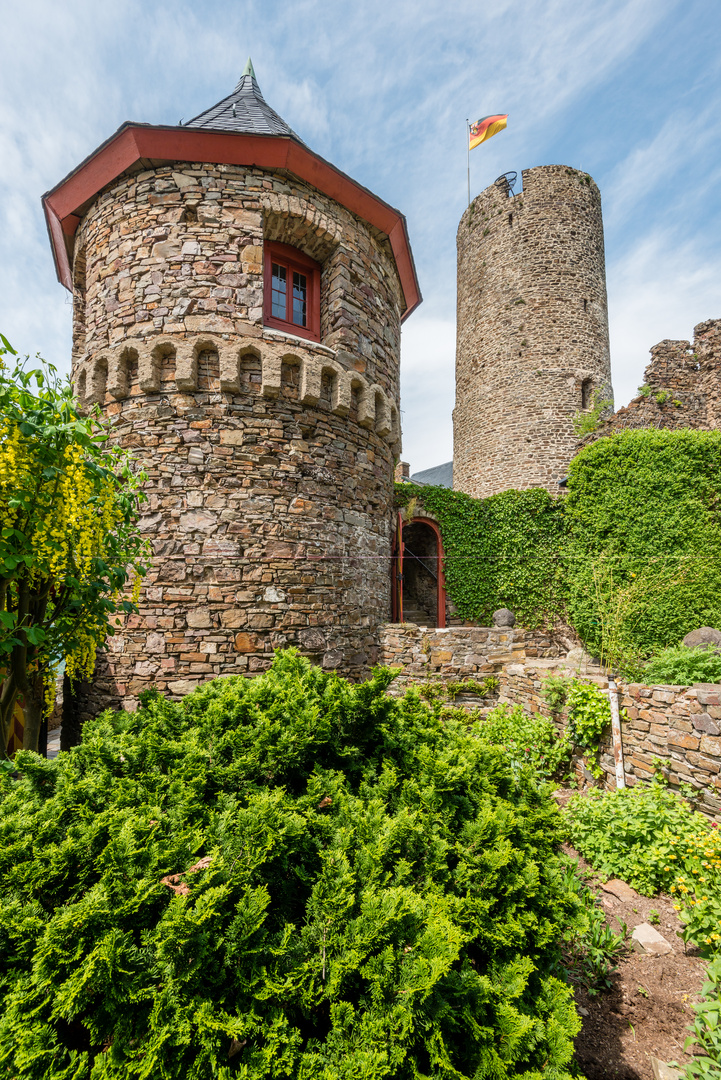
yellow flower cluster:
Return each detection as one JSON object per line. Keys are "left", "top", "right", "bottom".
{"left": 664, "top": 829, "right": 721, "bottom": 938}
{"left": 0, "top": 420, "right": 138, "bottom": 681}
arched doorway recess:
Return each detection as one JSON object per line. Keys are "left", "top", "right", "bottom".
{"left": 392, "top": 515, "right": 446, "bottom": 627}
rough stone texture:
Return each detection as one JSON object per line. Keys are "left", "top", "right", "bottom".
{"left": 454, "top": 165, "right": 613, "bottom": 499}
{"left": 589, "top": 318, "right": 721, "bottom": 441}
{"left": 492, "top": 608, "right": 515, "bottom": 627}
{"left": 69, "top": 161, "right": 405, "bottom": 718}
{"left": 378, "top": 625, "right": 721, "bottom": 816}
{"left": 600, "top": 879, "right": 637, "bottom": 902}
{"left": 682, "top": 626, "right": 721, "bottom": 650}
{"left": 631, "top": 923, "right": 673, "bottom": 957}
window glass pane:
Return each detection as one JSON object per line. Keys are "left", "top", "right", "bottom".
{"left": 271, "top": 263, "right": 287, "bottom": 319}
{"left": 292, "top": 271, "right": 307, "bottom": 327}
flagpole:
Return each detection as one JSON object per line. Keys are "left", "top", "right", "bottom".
{"left": 466, "top": 119, "right": 470, "bottom": 207}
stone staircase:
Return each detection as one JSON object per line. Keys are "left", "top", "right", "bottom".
{"left": 401, "top": 606, "right": 435, "bottom": 627}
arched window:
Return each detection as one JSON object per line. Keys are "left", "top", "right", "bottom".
{"left": 264, "top": 242, "right": 321, "bottom": 342}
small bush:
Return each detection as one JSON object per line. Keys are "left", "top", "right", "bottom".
{"left": 474, "top": 703, "right": 572, "bottom": 782}
{"left": 0, "top": 651, "right": 582, "bottom": 1080}
{"left": 643, "top": 645, "right": 721, "bottom": 685}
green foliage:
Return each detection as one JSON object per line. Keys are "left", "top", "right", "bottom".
{"left": 643, "top": 646, "right": 721, "bottom": 686}
{"left": 473, "top": 703, "right": 572, "bottom": 783}
{"left": 553, "top": 858, "right": 626, "bottom": 996}
{"left": 444, "top": 676, "right": 499, "bottom": 701}
{"left": 541, "top": 676, "right": 571, "bottom": 713}
{"left": 566, "top": 784, "right": 721, "bottom": 1077}
{"left": 685, "top": 956, "right": 721, "bottom": 1078}
{"left": 395, "top": 483, "right": 566, "bottom": 629}
{"left": 565, "top": 681, "right": 610, "bottom": 752}
{"left": 565, "top": 429, "right": 721, "bottom": 665}
{"left": 572, "top": 394, "right": 613, "bottom": 438}
{"left": 0, "top": 337, "right": 148, "bottom": 751}
{"left": 0, "top": 651, "right": 583, "bottom": 1079}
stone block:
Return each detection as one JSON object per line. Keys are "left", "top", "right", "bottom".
{"left": 667, "top": 731, "right": 699, "bottom": 750}
{"left": 700, "top": 734, "right": 721, "bottom": 758}
{"left": 631, "top": 923, "right": 672, "bottom": 956}
{"left": 234, "top": 633, "right": 258, "bottom": 653}
{"left": 693, "top": 713, "right": 720, "bottom": 735}
{"left": 186, "top": 608, "right": 211, "bottom": 629}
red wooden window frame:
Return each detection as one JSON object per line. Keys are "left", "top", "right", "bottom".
{"left": 263, "top": 241, "right": 321, "bottom": 342}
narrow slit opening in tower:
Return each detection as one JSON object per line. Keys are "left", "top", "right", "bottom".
{"left": 581, "top": 378, "right": 594, "bottom": 410}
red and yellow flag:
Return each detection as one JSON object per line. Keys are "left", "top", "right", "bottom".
{"left": 469, "top": 114, "right": 508, "bottom": 150}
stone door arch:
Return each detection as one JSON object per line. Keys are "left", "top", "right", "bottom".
{"left": 392, "top": 515, "right": 446, "bottom": 627}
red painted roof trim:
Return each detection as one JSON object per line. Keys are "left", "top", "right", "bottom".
{"left": 42, "top": 124, "right": 422, "bottom": 319}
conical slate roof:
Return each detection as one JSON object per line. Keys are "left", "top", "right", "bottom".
{"left": 185, "top": 58, "right": 306, "bottom": 144}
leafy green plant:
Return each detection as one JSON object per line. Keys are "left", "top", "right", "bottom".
{"left": 474, "top": 702, "right": 572, "bottom": 782}
{"left": 644, "top": 645, "right": 721, "bottom": 685}
{"left": 0, "top": 336, "right": 148, "bottom": 751}
{"left": 648, "top": 909, "right": 660, "bottom": 925}
{"left": 638, "top": 384, "right": 653, "bottom": 398}
{"left": 553, "top": 858, "right": 626, "bottom": 996}
{"left": 684, "top": 956, "right": 721, "bottom": 1079}
{"left": 573, "top": 393, "right": 613, "bottom": 438}
{"left": 541, "top": 674, "right": 572, "bottom": 712}
{"left": 0, "top": 651, "right": 583, "bottom": 1079}
{"left": 445, "top": 676, "right": 499, "bottom": 701}
{"left": 655, "top": 390, "right": 670, "bottom": 405}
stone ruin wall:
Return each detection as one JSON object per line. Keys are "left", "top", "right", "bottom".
{"left": 588, "top": 317, "right": 721, "bottom": 442}
{"left": 70, "top": 160, "right": 404, "bottom": 717}
{"left": 379, "top": 624, "right": 721, "bottom": 818}
{"left": 453, "top": 165, "right": 613, "bottom": 499}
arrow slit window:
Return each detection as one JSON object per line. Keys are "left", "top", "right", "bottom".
{"left": 264, "top": 242, "right": 321, "bottom": 342}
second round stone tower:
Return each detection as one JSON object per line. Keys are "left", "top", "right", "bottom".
{"left": 43, "top": 60, "right": 420, "bottom": 713}
{"left": 454, "top": 165, "right": 613, "bottom": 498}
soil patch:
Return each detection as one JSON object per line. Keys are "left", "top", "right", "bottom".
{"left": 563, "top": 841, "right": 707, "bottom": 1079}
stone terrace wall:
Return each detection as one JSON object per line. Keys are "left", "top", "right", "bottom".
{"left": 379, "top": 624, "right": 721, "bottom": 818}
{"left": 588, "top": 317, "right": 721, "bottom": 442}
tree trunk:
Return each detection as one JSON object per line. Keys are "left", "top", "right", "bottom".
{"left": 0, "top": 674, "right": 18, "bottom": 759}
{"left": 60, "top": 673, "right": 83, "bottom": 751}
{"left": 22, "top": 671, "right": 45, "bottom": 753}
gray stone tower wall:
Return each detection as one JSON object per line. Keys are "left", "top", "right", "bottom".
{"left": 453, "top": 164, "right": 613, "bottom": 498}
{"left": 70, "top": 160, "right": 403, "bottom": 714}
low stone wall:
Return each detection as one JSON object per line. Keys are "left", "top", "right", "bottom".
{"left": 379, "top": 624, "right": 721, "bottom": 818}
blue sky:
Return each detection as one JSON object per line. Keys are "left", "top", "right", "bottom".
{"left": 1, "top": 0, "right": 720, "bottom": 472}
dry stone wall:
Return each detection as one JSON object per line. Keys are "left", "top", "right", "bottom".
{"left": 70, "top": 161, "right": 405, "bottom": 718}
{"left": 379, "top": 625, "right": 721, "bottom": 818}
{"left": 588, "top": 317, "right": 721, "bottom": 441}
{"left": 454, "top": 165, "right": 613, "bottom": 498}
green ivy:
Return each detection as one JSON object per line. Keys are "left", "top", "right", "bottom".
{"left": 397, "top": 429, "right": 721, "bottom": 671}
{"left": 395, "top": 484, "right": 566, "bottom": 628}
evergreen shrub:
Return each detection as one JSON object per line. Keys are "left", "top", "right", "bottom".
{"left": 0, "top": 651, "right": 581, "bottom": 1079}
{"left": 643, "top": 646, "right": 721, "bottom": 686}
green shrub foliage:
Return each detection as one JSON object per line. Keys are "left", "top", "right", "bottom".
{"left": 643, "top": 645, "right": 721, "bottom": 686}
{"left": 397, "top": 430, "right": 721, "bottom": 668}
{"left": 0, "top": 651, "right": 581, "bottom": 1079}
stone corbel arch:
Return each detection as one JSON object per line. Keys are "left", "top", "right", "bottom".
{"left": 369, "top": 384, "right": 391, "bottom": 438}
{"left": 85, "top": 354, "right": 108, "bottom": 404}
{"left": 260, "top": 193, "right": 342, "bottom": 265}
{"left": 140, "top": 338, "right": 176, "bottom": 394}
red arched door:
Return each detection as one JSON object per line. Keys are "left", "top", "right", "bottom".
{"left": 392, "top": 516, "right": 446, "bottom": 627}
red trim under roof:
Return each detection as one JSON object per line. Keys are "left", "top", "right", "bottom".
{"left": 42, "top": 124, "right": 422, "bottom": 320}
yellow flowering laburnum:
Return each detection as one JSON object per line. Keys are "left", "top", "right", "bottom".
{"left": 0, "top": 337, "right": 148, "bottom": 753}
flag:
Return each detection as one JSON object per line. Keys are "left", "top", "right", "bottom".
{"left": 469, "top": 114, "right": 508, "bottom": 150}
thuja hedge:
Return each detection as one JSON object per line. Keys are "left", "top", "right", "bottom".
{"left": 397, "top": 429, "right": 721, "bottom": 657}
{"left": 0, "top": 651, "right": 581, "bottom": 1079}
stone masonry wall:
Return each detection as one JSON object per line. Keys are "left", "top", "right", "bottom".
{"left": 379, "top": 624, "right": 721, "bottom": 818}
{"left": 454, "top": 165, "right": 613, "bottom": 499}
{"left": 588, "top": 317, "right": 721, "bottom": 442}
{"left": 71, "top": 161, "right": 405, "bottom": 717}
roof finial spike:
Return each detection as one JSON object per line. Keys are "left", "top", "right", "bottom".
{"left": 242, "top": 56, "right": 256, "bottom": 80}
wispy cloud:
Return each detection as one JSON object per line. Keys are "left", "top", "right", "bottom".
{"left": 0, "top": 0, "right": 719, "bottom": 476}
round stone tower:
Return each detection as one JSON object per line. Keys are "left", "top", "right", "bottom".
{"left": 43, "top": 60, "right": 420, "bottom": 714}
{"left": 453, "top": 164, "right": 612, "bottom": 498}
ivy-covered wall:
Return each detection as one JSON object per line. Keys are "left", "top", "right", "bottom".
{"left": 397, "top": 429, "right": 721, "bottom": 665}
